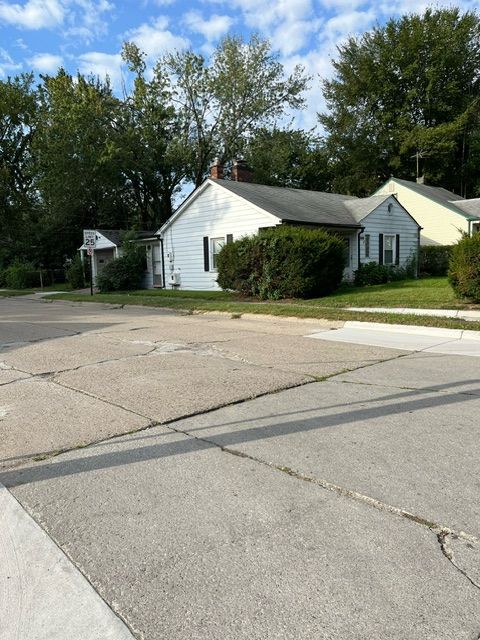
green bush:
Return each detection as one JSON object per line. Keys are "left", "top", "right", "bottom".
{"left": 217, "top": 226, "right": 346, "bottom": 299}
{"left": 448, "top": 233, "right": 480, "bottom": 301}
{"left": 66, "top": 255, "right": 85, "bottom": 289}
{"left": 354, "top": 255, "right": 417, "bottom": 286}
{"left": 97, "top": 236, "right": 146, "bottom": 292}
{"left": 4, "top": 261, "right": 34, "bottom": 289}
{"left": 419, "top": 245, "right": 453, "bottom": 276}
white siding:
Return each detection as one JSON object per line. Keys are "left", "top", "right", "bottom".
{"left": 360, "top": 198, "right": 419, "bottom": 267}
{"left": 377, "top": 180, "right": 468, "bottom": 245}
{"left": 162, "top": 182, "right": 280, "bottom": 290}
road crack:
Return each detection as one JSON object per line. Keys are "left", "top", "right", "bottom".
{"left": 437, "top": 531, "right": 480, "bottom": 592}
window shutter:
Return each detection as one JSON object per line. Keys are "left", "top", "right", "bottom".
{"left": 226, "top": 234, "right": 233, "bottom": 244}
{"left": 395, "top": 234, "right": 400, "bottom": 265}
{"left": 378, "top": 234, "right": 384, "bottom": 265}
{"left": 203, "top": 236, "right": 209, "bottom": 271}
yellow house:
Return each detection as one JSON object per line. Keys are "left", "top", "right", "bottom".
{"left": 376, "top": 177, "right": 480, "bottom": 245}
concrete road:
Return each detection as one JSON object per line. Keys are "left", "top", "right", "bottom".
{"left": 1, "top": 296, "right": 479, "bottom": 640}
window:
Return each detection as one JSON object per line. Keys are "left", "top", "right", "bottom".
{"left": 364, "top": 234, "right": 370, "bottom": 258}
{"left": 384, "top": 235, "right": 394, "bottom": 265}
{"left": 211, "top": 237, "right": 225, "bottom": 270}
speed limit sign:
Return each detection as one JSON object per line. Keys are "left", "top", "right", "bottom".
{"left": 83, "top": 229, "right": 96, "bottom": 248}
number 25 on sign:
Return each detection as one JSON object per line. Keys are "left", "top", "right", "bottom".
{"left": 83, "top": 230, "right": 96, "bottom": 248}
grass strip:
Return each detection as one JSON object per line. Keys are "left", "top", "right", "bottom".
{"left": 46, "top": 292, "right": 480, "bottom": 332}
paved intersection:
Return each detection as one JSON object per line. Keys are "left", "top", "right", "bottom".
{"left": 1, "top": 297, "right": 479, "bottom": 639}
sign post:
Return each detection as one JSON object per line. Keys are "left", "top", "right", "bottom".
{"left": 83, "top": 230, "right": 96, "bottom": 296}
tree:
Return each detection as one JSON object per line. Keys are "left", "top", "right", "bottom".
{"left": 33, "top": 70, "right": 128, "bottom": 263}
{"left": 321, "top": 9, "right": 480, "bottom": 196}
{"left": 165, "top": 34, "right": 310, "bottom": 187}
{"left": 0, "top": 74, "right": 37, "bottom": 266}
{"left": 245, "top": 128, "right": 332, "bottom": 191}
{"left": 115, "top": 43, "right": 193, "bottom": 227}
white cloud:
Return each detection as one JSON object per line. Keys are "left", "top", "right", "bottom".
{"left": 183, "top": 11, "right": 234, "bottom": 42}
{"left": 0, "top": 47, "right": 22, "bottom": 76}
{"left": 0, "top": 0, "right": 64, "bottom": 29}
{"left": 27, "top": 52, "right": 63, "bottom": 73}
{"left": 125, "top": 17, "right": 189, "bottom": 60}
{"left": 77, "top": 51, "right": 123, "bottom": 88}
{"left": 64, "top": 0, "right": 113, "bottom": 43}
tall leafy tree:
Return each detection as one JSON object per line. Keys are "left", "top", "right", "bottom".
{"left": 165, "top": 34, "right": 310, "bottom": 186}
{"left": 116, "top": 43, "right": 193, "bottom": 227}
{"left": 33, "top": 70, "right": 128, "bottom": 263}
{"left": 245, "top": 128, "right": 332, "bottom": 191}
{"left": 0, "top": 74, "right": 37, "bottom": 265}
{"left": 321, "top": 9, "right": 480, "bottom": 196}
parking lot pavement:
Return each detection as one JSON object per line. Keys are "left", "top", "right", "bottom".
{"left": 1, "top": 297, "right": 480, "bottom": 639}
{"left": 3, "top": 426, "right": 480, "bottom": 640}
{"left": 0, "top": 297, "right": 400, "bottom": 469}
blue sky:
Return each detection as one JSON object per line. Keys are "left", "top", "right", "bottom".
{"left": 0, "top": 0, "right": 478, "bottom": 128}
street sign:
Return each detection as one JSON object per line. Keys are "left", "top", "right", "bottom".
{"left": 87, "top": 247, "right": 94, "bottom": 256}
{"left": 83, "top": 229, "right": 96, "bottom": 248}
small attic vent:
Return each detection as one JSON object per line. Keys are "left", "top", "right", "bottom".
{"left": 387, "top": 203, "right": 394, "bottom": 213}
{"left": 388, "top": 183, "right": 395, "bottom": 193}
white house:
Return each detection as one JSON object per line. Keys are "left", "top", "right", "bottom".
{"left": 79, "top": 229, "right": 163, "bottom": 287}
{"left": 376, "top": 177, "right": 480, "bottom": 245}
{"left": 157, "top": 160, "right": 421, "bottom": 291}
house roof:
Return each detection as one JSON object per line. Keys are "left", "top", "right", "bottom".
{"left": 344, "top": 194, "right": 391, "bottom": 223}
{"left": 95, "top": 229, "right": 156, "bottom": 245}
{"left": 210, "top": 179, "right": 362, "bottom": 228}
{"left": 384, "top": 178, "right": 480, "bottom": 221}
{"left": 79, "top": 229, "right": 156, "bottom": 250}
{"left": 159, "top": 178, "right": 421, "bottom": 234}
{"left": 97, "top": 229, "right": 122, "bottom": 246}
{"left": 450, "top": 198, "right": 480, "bottom": 219}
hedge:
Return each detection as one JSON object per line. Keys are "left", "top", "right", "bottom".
{"left": 354, "top": 256, "right": 417, "bottom": 286}
{"left": 216, "top": 226, "right": 346, "bottom": 299}
{"left": 419, "top": 245, "right": 453, "bottom": 276}
{"left": 96, "top": 238, "right": 146, "bottom": 292}
{"left": 448, "top": 233, "right": 480, "bottom": 302}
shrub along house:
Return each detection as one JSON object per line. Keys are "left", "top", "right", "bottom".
{"left": 78, "top": 229, "right": 161, "bottom": 287}
{"left": 157, "top": 160, "right": 421, "bottom": 291}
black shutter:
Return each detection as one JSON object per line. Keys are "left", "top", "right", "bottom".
{"left": 395, "top": 234, "right": 400, "bottom": 265}
{"left": 203, "top": 236, "right": 209, "bottom": 271}
{"left": 226, "top": 234, "right": 233, "bottom": 244}
{"left": 378, "top": 234, "right": 384, "bottom": 265}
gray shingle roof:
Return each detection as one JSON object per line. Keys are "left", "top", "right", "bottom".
{"left": 345, "top": 195, "right": 391, "bottom": 222}
{"left": 213, "top": 179, "right": 363, "bottom": 227}
{"left": 450, "top": 199, "right": 480, "bottom": 218}
{"left": 388, "top": 178, "right": 480, "bottom": 220}
{"left": 97, "top": 229, "right": 156, "bottom": 246}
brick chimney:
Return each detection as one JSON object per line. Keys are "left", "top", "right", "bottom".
{"left": 210, "top": 158, "right": 224, "bottom": 180}
{"left": 231, "top": 159, "right": 253, "bottom": 183}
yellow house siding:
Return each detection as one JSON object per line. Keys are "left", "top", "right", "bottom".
{"left": 377, "top": 180, "right": 468, "bottom": 245}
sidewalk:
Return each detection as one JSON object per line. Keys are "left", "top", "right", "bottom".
{"left": 348, "top": 306, "right": 480, "bottom": 321}
{"left": 308, "top": 320, "right": 480, "bottom": 356}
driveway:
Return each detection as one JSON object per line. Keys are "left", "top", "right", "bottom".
{"left": 1, "top": 296, "right": 479, "bottom": 639}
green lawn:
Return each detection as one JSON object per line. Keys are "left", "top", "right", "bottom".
{"left": 0, "top": 289, "right": 34, "bottom": 296}
{"left": 303, "top": 277, "right": 469, "bottom": 309}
